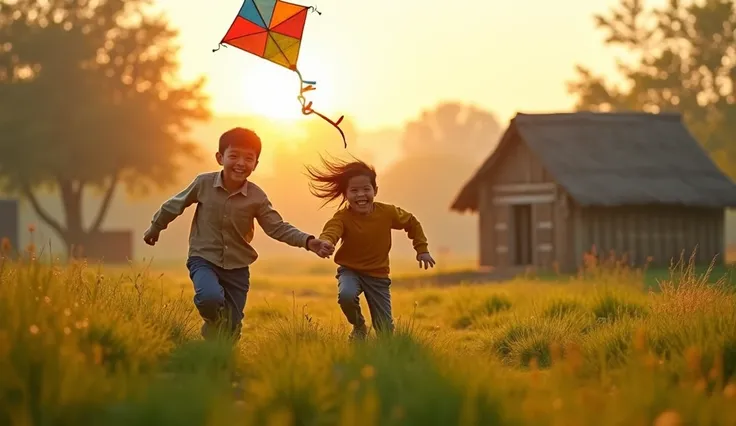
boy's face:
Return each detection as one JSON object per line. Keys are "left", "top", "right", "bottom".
{"left": 345, "top": 175, "right": 376, "bottom": 214}
{"left": 216, "top": 145, "right": 258, "bottom": 187}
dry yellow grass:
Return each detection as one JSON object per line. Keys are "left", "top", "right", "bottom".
{"left": 2, "top": 252, "right": 736, "bottom": 425}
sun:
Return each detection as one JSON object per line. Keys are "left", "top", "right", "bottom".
{"left": 227, "top": 62, "right": 335, "bottom": 122}
{"left": 210, "top": 47, "right": 340, "bottom": 124}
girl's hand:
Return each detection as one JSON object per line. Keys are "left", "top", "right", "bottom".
{"left": 308, "top": 238, "right": 335, "bottom": 258}
{"left": 416, "top": 252, "right": 435, "bottom": 270}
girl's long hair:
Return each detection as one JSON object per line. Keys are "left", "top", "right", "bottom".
{"left": 305, "top": 155, "right": 377, "bottom": 208}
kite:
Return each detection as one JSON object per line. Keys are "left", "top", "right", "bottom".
{"left": 213, "top": 0, "right": 347, "bottom": 148}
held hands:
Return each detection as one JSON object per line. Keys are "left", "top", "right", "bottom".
{"left": 143, "top": 226, "right": 161, "bottom": 246}
{"left": 417, "top": 252, "right": 436, "bottom": 270}
{"left": 308, "top": 238, "right": 335, "bottom": 258}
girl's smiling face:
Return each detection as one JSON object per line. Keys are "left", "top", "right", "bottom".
{"left": 345, "top": 175, "right": 376, "bottom": 214}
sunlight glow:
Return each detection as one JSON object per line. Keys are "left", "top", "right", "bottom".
{"left": 218, "top": 59, "right": 336, "bottom": 121}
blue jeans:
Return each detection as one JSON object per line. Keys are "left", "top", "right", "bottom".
{"left": 336, "top": 266, "right": 394, "bottom": 334}
{"left": 186, "top": 256, "right": 250, "bottom": 340}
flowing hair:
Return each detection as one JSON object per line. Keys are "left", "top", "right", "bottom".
{"left": 305, "top": 155, "right": 377, "bottom": 208}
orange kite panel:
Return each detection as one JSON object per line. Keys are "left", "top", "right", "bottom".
{"left": 270, "top": 1, "right": 306, "bottom": 27}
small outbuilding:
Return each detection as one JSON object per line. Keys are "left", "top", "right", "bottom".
{"left": 451, "top": 111, "right": 736, "bottom": 273}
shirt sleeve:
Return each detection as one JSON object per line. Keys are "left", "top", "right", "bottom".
{"left": 151, "top": 175, "right": 201, "bottom": 231}
{"left": 390, "top": 205, "right": 429, "bottom": 254}
{"left": 318, "top": 213, "right": 344, "bottom": 245}
{"left": 256, "top": 197, "right": 312, "bottom": 248}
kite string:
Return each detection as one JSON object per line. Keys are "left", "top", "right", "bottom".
{"left": 294, "top": 68, "right": 347, "bottom": 148}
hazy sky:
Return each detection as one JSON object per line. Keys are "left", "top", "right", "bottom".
{"left": 154, "top": 0, "right": 651, "bottom": 131}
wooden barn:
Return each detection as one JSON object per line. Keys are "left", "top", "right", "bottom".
{"left": 451, "top": 111, "right": 736, "bottom": 273}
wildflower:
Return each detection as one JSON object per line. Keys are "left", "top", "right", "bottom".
{"left": 266, "top": 408, "right": 293, "bottom": 426}
{"left": 565, "top": 342, "right": 583, "bottom": 374}
{"left": 684, "top": 347, "right": 702, "bottom": 379}
{"left": 644, "top": 353, "right": 658, "bottom": 370}
{"left": 64, "top": 308, "right": 71, "bottom": 316}
{"left": 529, "top": 357, "right": 540, "bottom": 384}
{"left": 390, "top": 406, "right": 405, "bottom": 420}
{"left": 44, "top": 296, "right": 51, "bottom": 305}
{"left": 29, "top": 325, "right": 39, "bottom": 334}
{"left": 549, "top": 342, "right": 562, "bottom": 365}
{"left": 633, "top": 326, "right": 647, "bottom": 352}
{"left": 723, "top": 383, "right": 736, "bottom": 398}
{"left": 28, "top": 224, "right": 35, "bottom": 233}
{"left": 709, "top": 352, "right": 723, "bottom": 382}
{"left": 0, "top": 237, "right": 11, "bottom": 253}
{"left": 63, "top": 327, "right": 71, "bottom": 335}
{"left": 653, "top": 410, "right": 682, "bottom": 426}
{"left": 92, "top": 344, "right": 103, "bottom": 365}
{"left": 360, "top": 364, "right": 375, "bottom": 379}
{"left": 552, "top": 398, "right": 563, "bottom": 410}
{"left": 0, "top": 330, "right": 8, "bottom": 357}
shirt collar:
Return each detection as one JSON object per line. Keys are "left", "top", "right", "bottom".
{"left": 214, "top": 171, "right": 248, "bottom": 196}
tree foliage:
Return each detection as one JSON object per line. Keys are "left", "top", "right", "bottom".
{"left": 0, "top": 0, "right": 210, "bottom": 252}
{"left": 568, "top": 0, "right": 736, "bottom": 178}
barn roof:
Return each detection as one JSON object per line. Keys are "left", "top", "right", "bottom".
{"left": 451, "top": 111, "right": 736, "bottom": 212}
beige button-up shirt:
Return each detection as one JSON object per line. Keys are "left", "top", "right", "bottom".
{"left": 150, "top": 171, "right": 312, "bottom": 269}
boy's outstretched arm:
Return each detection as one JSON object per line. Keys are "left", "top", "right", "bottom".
{"left": 256, "top": 196, "right": 331, "bottom": 255}
{"left": 145, "top": 176, "right": 201, "bottom": 245}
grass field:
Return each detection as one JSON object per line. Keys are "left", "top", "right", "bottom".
{"left": 2, "top": 248, "right": 736, "bottom": 425}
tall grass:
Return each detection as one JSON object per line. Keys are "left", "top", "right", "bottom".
{"left": 1, "top": 249, "right": 736, "bottom": 425}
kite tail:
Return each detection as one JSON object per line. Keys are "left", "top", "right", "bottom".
{"left": 294, "top": 68, "right": 347, "bottom": 148}
{"left": 212, "top": 43, "right": 227, "bottom": 52}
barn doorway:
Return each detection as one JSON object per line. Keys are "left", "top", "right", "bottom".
{"left": 512, "top": 204, "right": 532, "bottom": 266}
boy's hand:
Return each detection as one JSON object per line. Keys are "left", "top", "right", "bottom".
{"left": 308, "top": 238, "right": 335, "bottom": 258}
{"left": 143, "top": 226, "right": 161, "bottom": 246}
{"left": 417, "top": 252, "right": 435, "bottom": 270}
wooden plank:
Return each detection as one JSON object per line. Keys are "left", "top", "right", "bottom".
{"left": 493, "top": 193, "right": 556, "bottom": 205}
{"left": 478, "top": 183, "right": 494, "bottom": 268}
{"left": 492, "top": 182, "right": 556, "bottom": 193}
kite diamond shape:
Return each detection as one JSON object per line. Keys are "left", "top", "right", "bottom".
{"left": 214, "top": 0, "right": 348, "bottom": 148}
{"left": 221, "top": 0, "right": 309, "bottom": 72}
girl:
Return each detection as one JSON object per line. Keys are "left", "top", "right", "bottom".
{"left": 306, "top": 156, "right": 435, "bottom": 339}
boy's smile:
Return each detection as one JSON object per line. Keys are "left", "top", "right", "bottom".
{"left": 216, "top": 146, "right": 258, "bottom": 191}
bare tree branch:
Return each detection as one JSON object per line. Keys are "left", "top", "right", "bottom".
{"left": 88, "top": 170, "right": 120, "bottom": 234}
{"left": 20, "top": 182, "right": 66, "bottom": 240}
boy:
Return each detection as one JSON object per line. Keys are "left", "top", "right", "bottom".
{"left": 143, "top": 127, "right": 334, "bottom": 340}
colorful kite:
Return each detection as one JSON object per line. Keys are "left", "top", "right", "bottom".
{"left": 213, "top": 0, "right": 347, "bottom": 148}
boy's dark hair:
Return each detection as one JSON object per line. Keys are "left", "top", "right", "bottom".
{"left": 305, "top": 155, "right": 377, "bottom": 208}
{"left": 219, "top": 127, "right": 262, "bottom": 157}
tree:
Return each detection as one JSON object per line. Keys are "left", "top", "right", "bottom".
{"left": 567, "top": 0, "right": 736, "bottom": 178}
{"left": 379, "top": 102, "right": 502, "bottom": 256}
{"left": 0, "top": 0, "right": 210, "bottom": 255}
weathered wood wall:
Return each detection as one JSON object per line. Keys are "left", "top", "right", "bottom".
{"left": 477, "top": 135, "right": 562, "bottom": 270}
{"left": 575, "top": 206, "right": 725, "bottom": 269}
